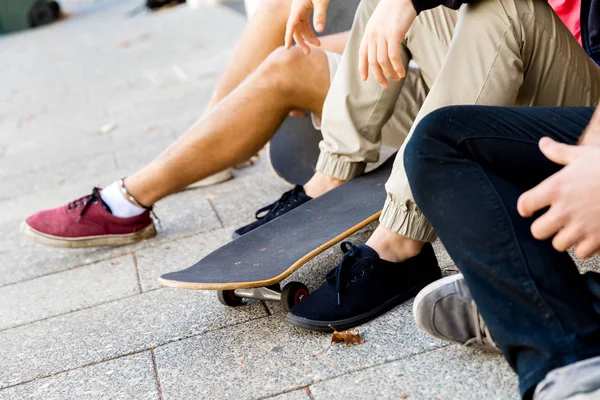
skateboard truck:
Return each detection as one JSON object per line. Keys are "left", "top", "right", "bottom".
{"left": 217, "top": 281, "right": 309, "bottom": 312}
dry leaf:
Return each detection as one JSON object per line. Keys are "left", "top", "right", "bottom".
{"left": 330, "top": 327, "right": 364, "bottom": 347}
{"left": 400, "top": 394, "right": 408, "bottom": 399}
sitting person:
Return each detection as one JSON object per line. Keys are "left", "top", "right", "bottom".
{"left": 21, "top": 0, "right": 354, "bottom": 247}
{"left": 278, "top": 0, "right": 600, "bottom": 331}
{"left": 405, "top": 104, "right": 600, "bottom": 399}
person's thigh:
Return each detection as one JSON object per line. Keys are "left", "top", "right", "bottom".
{"left": 421, "top": 106, "right": 593, "bottom": 188}
{"left": 386, "top": 0, "right": 599, "bottom": 232}
{"left": 380, "top": 66, "right": 429, "bottom": 150}
{"left": 405, "top": 106, "right": 600, "bottom": 396}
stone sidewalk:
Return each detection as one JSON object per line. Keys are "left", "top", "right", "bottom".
{"left": 0, "top": 1, "right": 593, "bottom": 399}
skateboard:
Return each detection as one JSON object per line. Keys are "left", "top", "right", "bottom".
{"left": 267, "top": 116, "right": 322, "bottom": 185}
{"left": 158, "top": 154, "right": 394, "bottom": 311}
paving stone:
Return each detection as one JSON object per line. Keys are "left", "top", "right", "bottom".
{"left": 0, "top": 153, "right": 118, "bottom": 202}
{"left": 309, "top": 345, "right": 518, "bottom": 400}
{"left": 0, "top": 187, "right": 221, "bottom": 287}
{"left": 0, "top": 352, "right": 159, "bottom": 400}
{"left": 267, "top": 389, "right": 311, "bottom": 400}
{"left": 154, "top": 305, "right": 444, "bottom": 400}
{"left": 0, "top": 254, "right": 139, "bottom": 330}
{"left": 0, "top": 288, "right": 267, "bottom": 388}
{"left": 135, "top": 228, "right": 232, "bottom": 291}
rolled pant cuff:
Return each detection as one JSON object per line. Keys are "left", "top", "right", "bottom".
{"left": 379, "top": 196, "right": 438, "bottom": 242}
{"left": 315, "top": 152, "right": 366, "bottom": 181}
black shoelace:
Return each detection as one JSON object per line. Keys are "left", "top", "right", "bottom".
{"left": 326, "top": 241, "right": 372, "bottom": 305}
{"left": 67, "top": 187, "right": 161, "bottom": 226}
{"left": 254, "top": 186, "right": 304, "bottom": 220}
{"left": 67, "top": 187, "right": 104, "bottom": 223}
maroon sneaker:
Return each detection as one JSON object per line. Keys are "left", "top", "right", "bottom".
{"left": 21, "top": 188, "right": 157, "bottom": 248}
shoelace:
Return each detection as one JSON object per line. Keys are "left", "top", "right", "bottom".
{"left": 67, "top": 187, "right": 161, "bottom": 226}
{"left": 67, "top": 187, "right": 104, "bottom": 223}
{"left": 326, "top": 241, "right": 369, "bottom": 305}
{"left": 471, "top": 301, "right": 497, "bottom": 349}
{"left": 254, "top": 186, "right": 303, "bottom": 220}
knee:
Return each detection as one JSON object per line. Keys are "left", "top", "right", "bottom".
{"left": 259, "top": 46, "right": 305, "bottom": 94}
{"left": 404, "top": 106, "right": 466, "bottom": 200}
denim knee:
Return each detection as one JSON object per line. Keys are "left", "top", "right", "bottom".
{"left": 404, "top": 106, "right": 462, "bottom": 206}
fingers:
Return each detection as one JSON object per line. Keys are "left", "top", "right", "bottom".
{"left": 551, "top": 224, "right": 582, "bottom": 252}
{"left": 388, "top": 38, "right": 405, "bottom": 80}
{"left": 530, "top": 205, "right": 566, "bottom": 240}
{"left": 290, "top": 23, "right": 312, "bottom": 54}
{"left": 368, "top": 38, "right": 387, "bottom": 87}
{"left": 539, "top": 137, "right": 578, "bottom": 166}
{"left": 518, "top": 176, "right": 556, "bottom": 217}
{"left": 313, "top": 0, "right": 329, "bottom": 32}
{"left": 300, "top": 22, "right": 320, "bottom": 48}
{"left": 378, "top": 39, "right": 398, "bottom": 83}
{"left": 575, "top": 238, "right": 600, "bottom": 259}
{"left": 359, "top": 32, "right": 403, "bottom": 86}
{"left": 285, "top": 22, "right": 294, "bottom": 49}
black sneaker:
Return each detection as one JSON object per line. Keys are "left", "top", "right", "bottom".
{"left": 286, "top": 241, "right": 441, "bottom": 331}
{"left": 232, "top": 185, "right": 312, "bottom": 238}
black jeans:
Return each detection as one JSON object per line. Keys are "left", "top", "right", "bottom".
{"left": 404, "top": 106, "right": 600, "bottom": 398}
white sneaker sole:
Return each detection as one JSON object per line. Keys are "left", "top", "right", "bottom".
{"left": 412, "top": 273, "right": 464, "bottom": 333}
{"left": 21, "top": 221, "right": 157, "bottom": 248}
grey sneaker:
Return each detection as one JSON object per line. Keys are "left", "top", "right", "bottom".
{"left": 534, "top": 356, "right": 600, "bottom": 400}
{"left": 413, "top": 273, "right": 499, "bottom": 352}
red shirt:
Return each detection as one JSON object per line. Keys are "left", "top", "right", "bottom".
{"left": 548, "top": 0, "right": 582, "bottom": 44}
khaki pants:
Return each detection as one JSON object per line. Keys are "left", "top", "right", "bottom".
{"left": 316, "top": 0, "right": 600, "bottom": 242}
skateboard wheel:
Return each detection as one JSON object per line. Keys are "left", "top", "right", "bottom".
{"left": 217, "top": 290, "right": 243, "bottom": 307}
{"left": 281, "top": 282, "right": 309, "bottom": 312}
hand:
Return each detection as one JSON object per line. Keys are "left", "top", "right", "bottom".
{"left": 285, "top": 0, "right": 330, "bottom": 54}
{"left": 578, "top": 106, "right": 600, "bottom": 146}
{"left": 358, "top": 0, "right": 416, "bottom": 88}
{"left": 518, "top": 137, "right": 600, "bottom": 258}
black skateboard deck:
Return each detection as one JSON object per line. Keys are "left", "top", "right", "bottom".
{"left": 267, "top": 116, "right": 322, "bottom": 185}
{"left": 158, "top": 155, "right": 394, "bottom": 295}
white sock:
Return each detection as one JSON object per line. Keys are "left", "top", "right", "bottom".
{"left": 100, "top": 181, "right": 145, "bottom": 218}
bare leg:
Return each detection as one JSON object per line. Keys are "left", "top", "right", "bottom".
{"left": 126, "top": 47, "right": 332, "bottom": 206}
{"left": 204, "top": 0, "right": 293, "bottom": 113}
{"left": 366, "top": 226, "right": 423, "bottom": 262}
{"left": 205, "top": 0, "right": 349, "bottom": 113}
{"left": 303, "top": 172, "right": 344, "bottom": 198}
